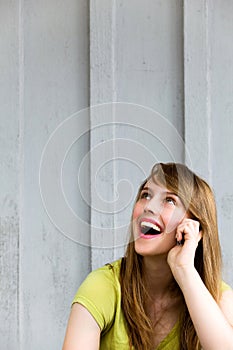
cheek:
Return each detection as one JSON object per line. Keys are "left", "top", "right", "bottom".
{"left": 165, "top": 209, "right": 187, "bottom": 232}
{"left": 132, "top": 202, "right": 143, "bottom": 219}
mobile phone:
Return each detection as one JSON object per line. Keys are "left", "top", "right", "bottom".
{"left": 176, "top": 233, "right": 185, "bottom": 246}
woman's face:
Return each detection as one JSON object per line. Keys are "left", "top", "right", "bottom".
{"left": 132, "top": 178, "right": 189, "bottom": 256}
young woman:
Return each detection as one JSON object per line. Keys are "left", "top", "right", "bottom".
{"left": 62, "top": 163, "right": 233, "bottom": 350}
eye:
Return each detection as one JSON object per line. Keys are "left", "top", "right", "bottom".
{"left": 140, "top": 191, "right": 151, "bottom": 200}
{"left": 164, "top": 197, "right": 176, "bottom": 205}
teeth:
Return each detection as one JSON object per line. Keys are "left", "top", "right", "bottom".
{"left": 140, "top": 221, "right": 161, "bottom": 232}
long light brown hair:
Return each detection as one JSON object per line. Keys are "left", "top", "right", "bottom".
{"left": 120, "top": 163, "right": 222, "bottom": 350}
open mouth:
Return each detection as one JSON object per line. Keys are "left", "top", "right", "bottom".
{"left": 140, "top": 221, "right": 162, "bottom": 235}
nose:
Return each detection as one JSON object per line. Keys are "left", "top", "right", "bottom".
{"left": 143, "top": 196, "right": 162, "bottom": 215}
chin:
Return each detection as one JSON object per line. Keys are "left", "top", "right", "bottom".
{"left": 134, "top": 240, "right": 175, "bottom": 257}
{"left": 134, "top": 244, "right": 164, "bottom": 257}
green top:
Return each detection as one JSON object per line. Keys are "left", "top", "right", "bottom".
{"left": 73, "top": 259, "right": 231, "bottom": 350}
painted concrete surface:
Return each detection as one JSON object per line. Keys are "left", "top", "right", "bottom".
{"left": 0, "top": 1, "right": 20, "bottom": 348}
{"left": 0, "top": 1, "right": 233, "bottom": 349}
{"left": 0, "top": 1, "right": 90, "bottom": 349}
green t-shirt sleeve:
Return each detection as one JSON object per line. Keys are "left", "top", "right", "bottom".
{"left": 72, "top": 267, "right": 117, "bottom": 333}
{"left": 221, "top": 280, "right": 232, "bottom": 292}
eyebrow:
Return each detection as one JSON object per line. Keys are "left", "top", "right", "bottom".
{"left": 166, "top": 191, "right": 179, "bottom": 197}
{"left": 142, "top": 187, "right": 179, "bottom": 197}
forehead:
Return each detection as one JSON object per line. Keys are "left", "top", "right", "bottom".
{"left": 143, "top": 178, "right": 168, "bottom": 191}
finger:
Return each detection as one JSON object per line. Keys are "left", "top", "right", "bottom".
{"left": 176, "top": 220, "right": 200, "bottom": 242}
{"left": 178, "top": 219, "right": 200, "bottom": 234}
{"left": 182, "top": 218, "right": 200, "bottom": 231}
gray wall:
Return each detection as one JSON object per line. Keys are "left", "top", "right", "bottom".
{"left": 0, "top": 1, "right": 90, "bottom": 349}
{"left": 0, "top": 1, "right": 233, "bottom": 349}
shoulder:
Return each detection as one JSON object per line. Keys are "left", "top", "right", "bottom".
{"left": 72, "top": 259, "right": 122, "bottom": 331}
{"left": 220, "top": 282, "right": 233, "bottom": 326}
{"left": 76, "top": 258, "right": 122, "bottom": 295}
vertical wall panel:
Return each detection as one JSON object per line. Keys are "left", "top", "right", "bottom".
{"left": 0, "top": 1, "right": 20, "bottom": 349}
{"left": 19, "top": 1, "right": 90, "bottom": 350}
{"left": 114, "top": 1, "right": 185, "bottom": 263}
{"left": 209, "top": 0, "right": 233, "bottom": 285}
{"left": 89, "top": 0, "right": 185, "bottom": 270}
{"left": 116, "top": 0, "right": 184, "bottom": 136}
{"left": 184, "top": 0, "right": 233, "bottom": 286}
{"left": 90, "top": 0, "right": 118, "bottom": 270}
{"left": 184, "top": 0, "right": 212, "bottom": 180}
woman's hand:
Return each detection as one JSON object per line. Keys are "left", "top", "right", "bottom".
{"left": 167, "top": 218, "right": 202, "bottom": 282}
{"left": 167, "top": 219, "right": 233, "bottom": 350}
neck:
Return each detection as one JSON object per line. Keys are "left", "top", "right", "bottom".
{"left": 142, "top": 254, "right": 177, "bottom": 299}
